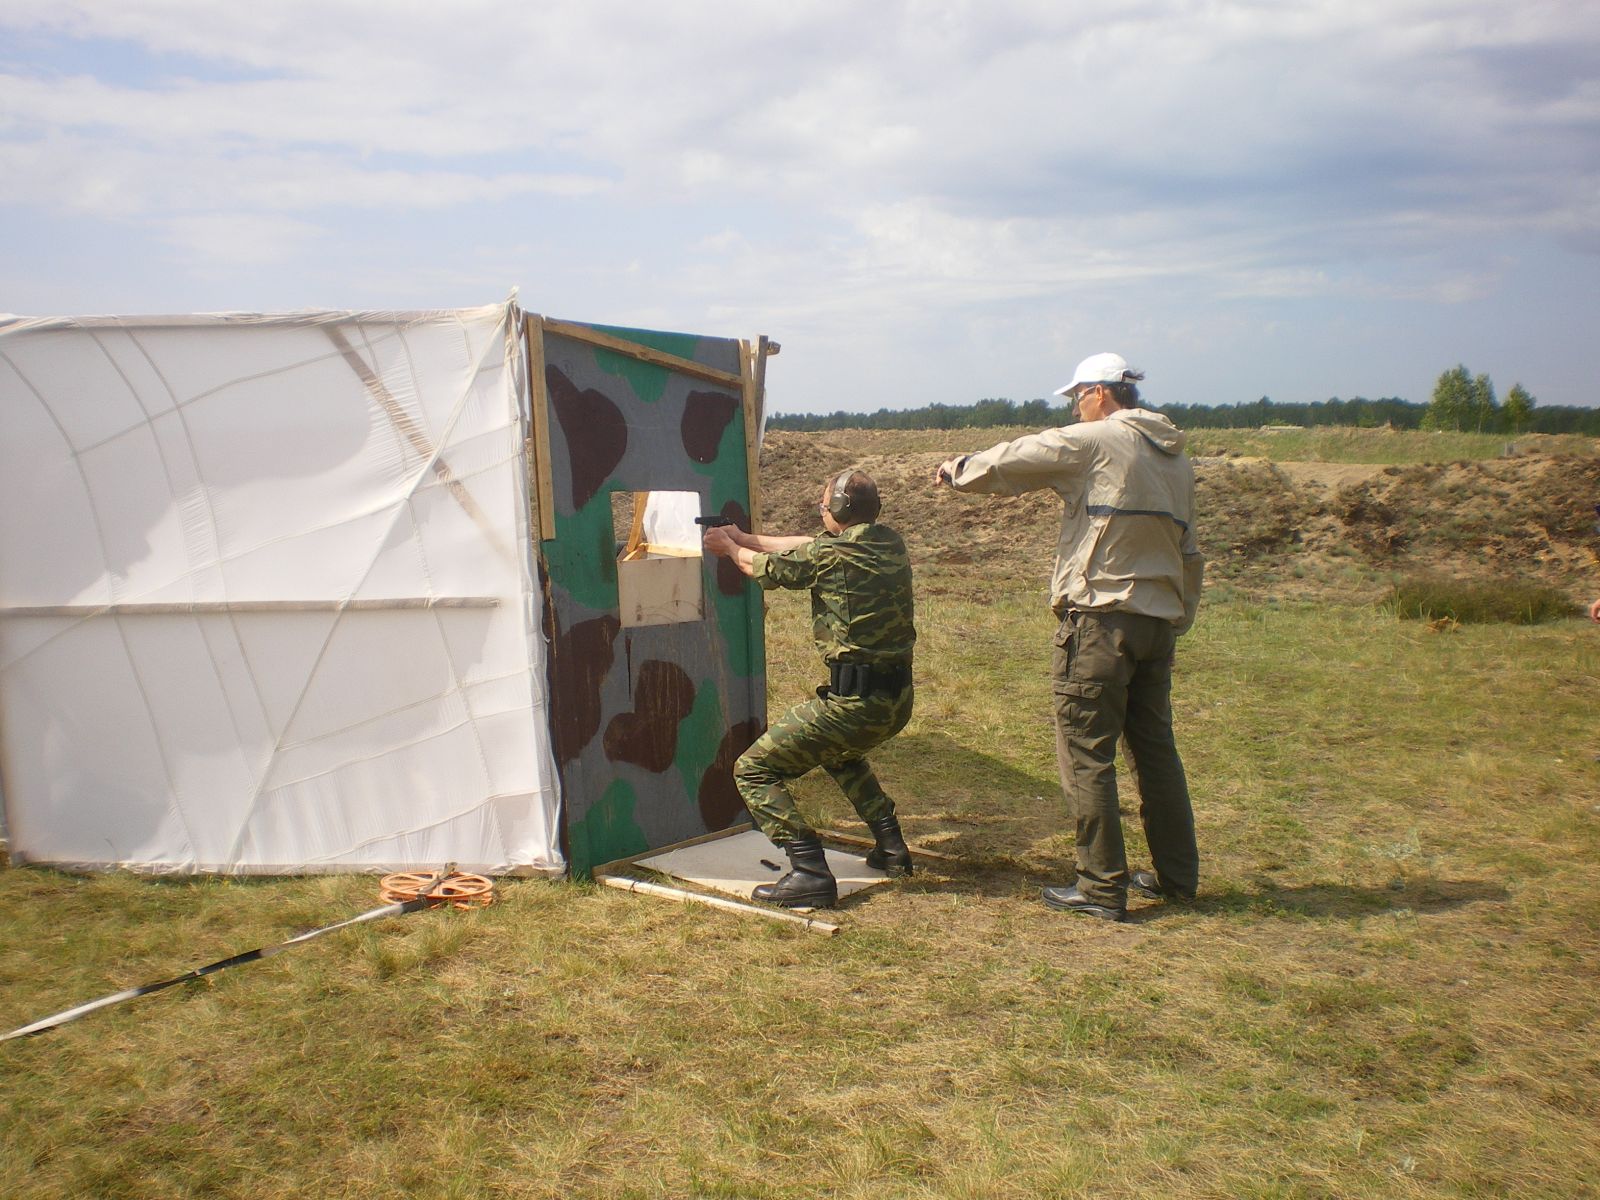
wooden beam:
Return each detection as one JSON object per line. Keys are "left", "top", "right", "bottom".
{"left": 751, "top": 335, "right": 772, "bottom": 533}
{"left": 619, "top": 543, "right": 700, "bottom": 563}
{"left": 739, "top": 340, "right": 763, "bottom": 534}
{"left": 625, "top": 490, "right": 647, "bottom": 558}
{"left": 541, "top": 318, "right": 745, "bottom": 390}
{"left": 737, "top": 337, "right": 773, "bottom": 736}
{"left": 816, "top": 828, "right": 959, "bottom": 862}
{"left": 595, "top": 872, "right": 839, "bottom": 936}
{"left": 1, "top": 598, "right": 500, "bottom": 617}
{"left": 524, "top": 314, "right": 557, "bottom": 541}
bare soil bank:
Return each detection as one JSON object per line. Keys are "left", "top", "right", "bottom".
{"left": 759, "top": 429, "right": 1600, "bottom": 605}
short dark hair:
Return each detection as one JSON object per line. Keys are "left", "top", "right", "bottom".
{"left": 1100, "top": 378, "right": 1143, "bottom": 407}
{"left": 831, "top": 470, "right": 880, "bottom": 524}
{"left": 1080, "top": 368, "right": 1146, "bottom": 409}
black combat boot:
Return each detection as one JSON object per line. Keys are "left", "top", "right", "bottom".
{"left": 753, "top": 832, "right": 838, "bottom": 909}
{"left": 863, "top": 813, "right": 913, "bottom": 877}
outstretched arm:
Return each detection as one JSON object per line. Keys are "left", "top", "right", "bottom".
{"left": 724, "top": 528, "right": 815, "bottom": 554}
{"left": 1590, "top": 596, "right": 1600, "bottom": 623}
{"left": 704, "top": 525, "right": 812, "bottom": 578}
{"left": 934, "top": 428, "right": 1090, "bottom": 497}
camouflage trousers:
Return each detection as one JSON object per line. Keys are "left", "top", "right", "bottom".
{"left": 735, "top": 684, "right": 914, "bottom": 845}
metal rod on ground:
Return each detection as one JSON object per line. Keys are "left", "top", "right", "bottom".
{"left": 595, "top": 873, "right": 839, "bottom": 936}
{"left": 1, "top": 896, "right": 432, "bottom": 1044}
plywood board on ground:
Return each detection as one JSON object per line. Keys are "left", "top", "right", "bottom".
{"left": 634, "top": 828, "right": 891, "bottom": 901}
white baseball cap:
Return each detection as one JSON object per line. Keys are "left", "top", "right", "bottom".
{"left": 1053, "top": 352, "right": 1136, "bottom": 397}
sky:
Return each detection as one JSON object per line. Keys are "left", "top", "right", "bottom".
{"left": 1, "top": 0, "right": 1597, "bottom": 415}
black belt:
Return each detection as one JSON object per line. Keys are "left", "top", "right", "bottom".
{"left": 827, "top": 660, "right": 910, "bottom": 698}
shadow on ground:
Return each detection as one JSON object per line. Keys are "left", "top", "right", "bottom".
{"left": 848, "top": 863, "right": 1510, "bottom": 919}
{"left": 1148, "top": 878, "right": 1511, "bottom": 922}
{"left": 813, "top": 730, "right": 1069, "bottom": 901}
{"left": 818, "top": 734, "right": 1512, "bottom": 917}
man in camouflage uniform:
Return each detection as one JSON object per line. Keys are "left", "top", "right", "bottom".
{"left": 703, "top": 469, "right": 916, "bottom": 908}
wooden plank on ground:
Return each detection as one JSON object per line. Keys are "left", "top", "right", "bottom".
{"left": 816, "top": 828, "right": 960, "bottom": 862}
{"left": 595, "top": 872, "right": 839, "bottom": 936}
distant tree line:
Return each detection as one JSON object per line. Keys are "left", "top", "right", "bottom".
{"left": 769, "top": 397, "right": 1066, "bottom": 432}
{"left": 768, "top": 370, "right": 1600, "bottom": 435}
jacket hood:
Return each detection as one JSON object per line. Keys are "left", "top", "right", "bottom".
{"left": 1109, "top": 407, "right": 1186, "bottom": 455}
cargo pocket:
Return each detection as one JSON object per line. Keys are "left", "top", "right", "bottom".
{"left": 1050, "top": 614, "right": 1076, "bottom": 684}
{"left": 1053, "top": 679, "right": 1106, "bottom": 738}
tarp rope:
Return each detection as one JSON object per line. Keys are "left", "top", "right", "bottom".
{"left": 1, "top": 867, "right": 495, "bottom": 1044}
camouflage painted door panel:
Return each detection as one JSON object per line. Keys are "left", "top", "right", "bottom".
{"left": 535, "top": 320, "right": 765, "bottom": 878}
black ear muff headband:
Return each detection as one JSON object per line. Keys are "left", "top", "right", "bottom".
{"left": 827, "top": 470, "right": 852, "bottom": 518}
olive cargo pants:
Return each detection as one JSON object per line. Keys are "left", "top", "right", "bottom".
{"left": 1053, "top": 609, "right": 1198, "bottom": 908}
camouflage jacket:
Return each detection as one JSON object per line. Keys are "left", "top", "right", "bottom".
{"left": 751, "top": 523, "right": 916, "bottom": 666}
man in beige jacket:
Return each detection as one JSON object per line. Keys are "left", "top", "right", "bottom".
{"left": 936, "top": 353, "right": 1204, "bottom": 921}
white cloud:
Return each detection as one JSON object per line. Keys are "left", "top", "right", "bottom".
{"left": 0, "top": 136, "right": 606, "bottom": 222}
{"left": 161, "top": 211, "right": 323, "bottom": 268}
{"left": 4, "top": 1, "right": 1596, "bottom": 233}
{"left": 1, "top": 0, "right": 1597, "bottom": 404}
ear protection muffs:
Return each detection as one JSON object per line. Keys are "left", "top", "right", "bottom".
{"left": 826, "top": 470, "right": 852, "bottom": 519}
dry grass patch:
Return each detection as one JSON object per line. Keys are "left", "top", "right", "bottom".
{"left": 1386, "top": 575, "right": 1576, "bottom": 625}
{"left": 4, "top": 599, "right": 1600, "bottom": 1197}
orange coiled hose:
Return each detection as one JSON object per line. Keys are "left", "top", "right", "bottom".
{"left": 379, "top": 869, "right": 495, "bottom": 909}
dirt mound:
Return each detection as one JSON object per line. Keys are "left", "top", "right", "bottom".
{"left": 1327, "top": 456, "right": 1600, "bottom": 589}
{"left": 758, "top": 431, "right": 1600, "bottom": 604}
{"left": 759, "top": 430, "right": 1060, "bottom": 599}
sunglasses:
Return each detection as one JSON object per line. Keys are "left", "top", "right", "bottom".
{"left": 1068, "top": 384, "right": 1100, "bottom": 412}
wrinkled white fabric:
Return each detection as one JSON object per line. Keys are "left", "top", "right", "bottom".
{"left": 0, "top": 303, "right": 563, "bottom": 875}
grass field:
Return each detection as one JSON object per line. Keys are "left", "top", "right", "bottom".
{"left": 4, "top": 430, "right": 1600, "bottom": 1198}
{"left": 4, "top": 594, "right": 1598, "bottom": 1198}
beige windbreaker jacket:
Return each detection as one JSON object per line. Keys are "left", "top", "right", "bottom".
{"left": 950, "top": 408, "right": 1204, "bottom": 633}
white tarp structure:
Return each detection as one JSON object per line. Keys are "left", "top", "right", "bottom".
{"left": 0, "top": 301, "right": 563, "bottom": 875}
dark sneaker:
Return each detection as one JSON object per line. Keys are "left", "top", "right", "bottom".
{"left": 1130, "top": 870, "right": 1194, "bottom": 903}
{"left": 1040, "top": 884, "right": 1125, "bottom": 922}
{"left": 1129, "top": 870, "right": 1162, "bottom": 900}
